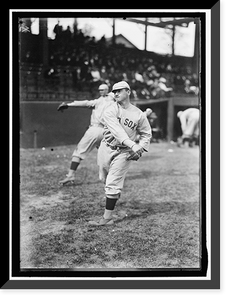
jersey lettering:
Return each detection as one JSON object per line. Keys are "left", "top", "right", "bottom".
{"left": 124, "top": 118, "right": 129, "bottom": 126}
{"left": 124, "top": 118, "right": 137, "bottom": 130}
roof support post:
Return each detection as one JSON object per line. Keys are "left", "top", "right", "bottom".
{"left": 144, "top": 18, "right": 148, "bottom": 51}
{"left": 112, "top": 18, "right": 115, "bottom": 45}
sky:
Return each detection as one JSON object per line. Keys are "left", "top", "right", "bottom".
{"left": 30, "top": 17, "right": 196, "bottom": 57}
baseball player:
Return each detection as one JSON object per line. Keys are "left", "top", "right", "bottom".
{"left": 57, "top": 83, "right": 115, "bottom": 185}
{"left": 177, "top": 108, "right": 200, "bottom": 147}
{"left": 145, "top": 109, "right": 161, "bottom": 143}
{"left": 144, "top": 108, "right": 153, "bottom": 118}
{"left": 89, "top": 81, "right": 152, "bottom": 226}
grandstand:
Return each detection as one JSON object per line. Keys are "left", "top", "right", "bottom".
{"left": 19, "top": 17, "right": 200, "bottom": 148}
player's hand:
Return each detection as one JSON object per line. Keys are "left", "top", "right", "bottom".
{"left": 126, "top": 144, "right": 144, "bottom": 161}
{"left": 57, "top": 102, "right": 68, "bottom": 112}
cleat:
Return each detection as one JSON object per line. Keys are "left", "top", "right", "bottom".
{"left": 177, "top": 137, "right": 183, "bottom": 147}
{"left": 59, "top": 174, "right": 75, "bottom": 185}
{"left": 88, "top": 218, "right": 114, "bottom": 226}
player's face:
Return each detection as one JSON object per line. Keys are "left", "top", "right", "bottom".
{"left": 99, "top": 88, "right": 108, "bottom": 97}
{"left": 113, "top": 88, "right": 129, "bottom": 102}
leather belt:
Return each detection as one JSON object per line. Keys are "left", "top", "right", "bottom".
{"left": 104, "top": 140, "right": 127, "bottom": 151}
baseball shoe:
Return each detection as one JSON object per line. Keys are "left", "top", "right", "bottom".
{"left": 88, "top": 217, "right": 114, "bottom": 226}
{"left": 177, "top": 137, "right": 183, "bottom": 147}
{"left": 59, "top": 174, "right": 75, "bottom": 185}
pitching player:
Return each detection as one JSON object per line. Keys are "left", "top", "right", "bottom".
{"left": 89, "top": 81, "right": 152, "bottom": 226}
{"left": 57, "top": 84, "right": 115, "bottom": 185}
{"left": 177, "top": 108, "right": 200, "bottom": 147}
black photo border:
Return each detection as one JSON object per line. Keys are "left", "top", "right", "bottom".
{"left": 3, "top": 1, "right": 221, "bottom": 291}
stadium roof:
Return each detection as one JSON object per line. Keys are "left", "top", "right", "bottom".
{"left": 112, "top": 17, "right": 197, "bottom": 54}
{"left": 119, "top": 17, "right": 195, "bottom": 29}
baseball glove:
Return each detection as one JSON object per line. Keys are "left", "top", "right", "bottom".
{"left": 126, "top": 145, "right": 144, "bottom": 161}
{"left": 57, "top": 102, "right": 68, "bottom": 112}
{"left": 126, "top": 151, "right": 141, "bottom": 161}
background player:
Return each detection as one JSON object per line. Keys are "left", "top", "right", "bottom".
{"left": 89, "top": 81, "right": 152, "bottom": 226}
{"left": 143, "top": 108, "right": 161, "bottom": 143}
{"left": 57, "top": 83, "right": 114, "bottom": 185}
{"left": 177, "top": 108, "right": 200, "bottom": 147}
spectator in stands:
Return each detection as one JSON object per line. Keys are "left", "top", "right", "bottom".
{"left": 85, "top": 66, "right": 94, "bottom": 83}
{"left": 158, "top": 77, "right": 173, "bottom": 94}
{"left": 72, "top": 67, "right": 82, "bottom": 90}
{"left": 98, "top": 35, "right": 106, "bottom": 50}
{"left": 174, "top": 75, "right": 185, "bottom": 93}
{"left": 91, "top": 67, "right": 101, "bottom": 83}
{"left": 21, "top": 25, "right": 199, "bottom": 100}
{"left": 100, "top": 66, "right": 110, "bottom": 85}
{"left": 135, "top": 71, "right": 144, "bottom": 83}
{"left": 184, "top": 73, "right": 199, "bottom": 95}
{"left": 147, "top": 65, "right": 160, "bottom": 79}
{"left": 63, "top": 25, "right": 72, "bottom": 42}
{"left": 53, "top": 21, "right": 62, "bottom": 41}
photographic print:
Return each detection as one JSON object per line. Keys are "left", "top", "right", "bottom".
{"left": 6, "top": 4, "right": 220, "bottom": 289}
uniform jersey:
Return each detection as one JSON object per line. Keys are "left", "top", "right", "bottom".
{"left": 179, "top": 107, "right": 199, "bottom": 119}
{"left": 179, "top": 108, "right": 199, "bottom": 135}
{"left": 179, "top": 108, "right": 200, "bottom": 138}
{"left": 71, "top": 94, "right": 114, "bottom": 126}
{"left": 102, "top": 102, "right": 152, "bottom": 151}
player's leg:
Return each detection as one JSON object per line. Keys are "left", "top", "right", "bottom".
{"left": 89, "top": 150, "right": 131, "bottom": 226}
{"left": 59, "top": 156, "right": 81, "bottom": 185}
{"left": 190, "top": 120, "right": 200, "bottom": 147}
{"left": 179, "top": 134, "right": 191, "bottom": 148}
{"left": 181, "top": 118, "right": 195, "bottom": 147}
{"left": 183, "top": 117, "right": 199, "bottom": 147}
{"left": 97, "top": 140, "right": 115, "bottom": 183}
{"left": 59, "top": 127, "right": 103, "bottom": 185}
{"left": 104, "top": 150, "right": 131, "bottom": 198}
{"left": 177, "top": 134, "right": 190, "bottom": 147}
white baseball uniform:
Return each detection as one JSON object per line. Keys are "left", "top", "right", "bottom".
{"left": 178, "top": 108, "right": 200, "bottom": 139}
{"left": 97, "top": 101, "right": 152, "bottom": 198}
{"left": 71, "top": 94, "right": 114, "bottom": 160}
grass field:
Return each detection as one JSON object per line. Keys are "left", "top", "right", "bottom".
{"left": 20, "top": 142, "right": 200, "bottom": 270}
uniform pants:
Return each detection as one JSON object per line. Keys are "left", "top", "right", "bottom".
{"left": 183, "top": 117, "right": 199, "bottom": 139}
{"left": 97, "top": 140, "right": 131, "bottom": 198}
{"left": 72, "top": 126, "right": 103, "bottom": 160}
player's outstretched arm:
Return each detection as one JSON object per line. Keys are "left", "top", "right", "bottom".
{"left": 57, "top": 100, "right": 96, "bottom": 112}
{"left": 67, "top": 100, "right": 90, "bottom": 107}
{"left": 57, "top": 102, "right": 69, "bottom": 112}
